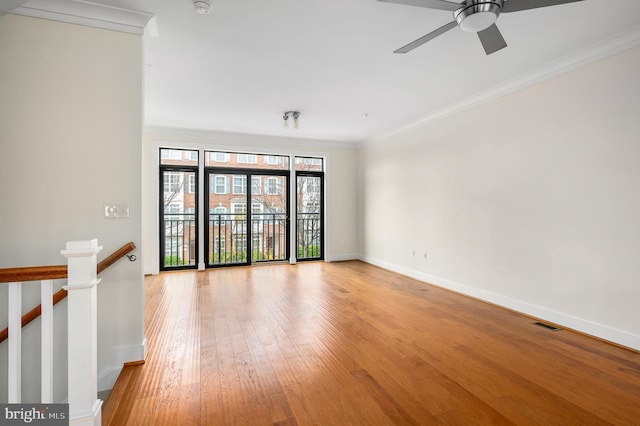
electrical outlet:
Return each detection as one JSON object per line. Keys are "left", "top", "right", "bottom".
{"left": 423, "top": 251, "right": 428, "bottom": 260}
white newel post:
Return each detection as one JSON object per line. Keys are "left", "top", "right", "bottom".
{"left": 61, "top": 240, "right": 103, "bottom": 426}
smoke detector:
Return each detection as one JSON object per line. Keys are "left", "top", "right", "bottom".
{"left": 193, "top": 0, "right": 211, "bottom": 15}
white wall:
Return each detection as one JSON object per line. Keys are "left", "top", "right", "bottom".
{"left": 143, "top": 128, "right": 360, "bottom": 275}
{"left": 360, "top": 46, "right": 640, "bottom": 351}
{"left": 0, "top": 14, "right": 145, "bottom": 400}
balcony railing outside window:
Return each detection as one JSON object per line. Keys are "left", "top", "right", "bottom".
{"left": 164, "top": 212, "right": 196, "bottom": 267}
{"left": 209, "top": 213, "right": 287, "bottom": 265}
{"left": 297, "top": 212, "right": 321, "bottom": 259}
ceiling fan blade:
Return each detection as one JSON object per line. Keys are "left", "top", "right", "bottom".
{"left": 477, "top": 24, "right": 507, "bottom": 55}
{"left": 502, "top": 0, "right": 584, "bottom": 13}
{"left": 394, "top": 20, "right": 458, "bottom": 53}
{"left": 378, "top": 0, "right": 462, "bottom": 12}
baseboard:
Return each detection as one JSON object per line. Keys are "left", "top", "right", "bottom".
{"left": 98, "top": 338, "right": 148, "bottom": 391}
{"left": 97, "top": 365, "right": 121, "bottom": 393}
{"left": 68, "top": 399, "right": 102, "bottom": 425}
{"left": 361, "top": 255, "right": 640, "bottom": 352}
{"left": 328, "top": 253, "right": 360, "bottom": 262}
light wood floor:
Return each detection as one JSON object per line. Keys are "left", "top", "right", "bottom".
{"left": 103, "top": 261, "right": 640, "bottom": 425}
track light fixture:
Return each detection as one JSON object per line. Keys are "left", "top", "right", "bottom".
{"left": 283, "top": 111, "right": 301, "bottom": 129}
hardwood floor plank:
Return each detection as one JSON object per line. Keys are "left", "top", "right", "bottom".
{"left": 124, "top": 394, "right": 157, "bottom": 426}
{"left": 176, "top": 383, "right": 200, "bottom": 425}
{"left": 277, "top": 385, "right": 313, "bottom": 425}
{"left": 351, "top": 369, "right": 424, "bottom": 425}
{"left": 104, "top": 261, "right": 640, "bottom": 425}
{"left": 265, "top": 391, "right": 296, "bottom": 425}
{"left": 101, "top": 364, "right": 134, "bottom": 424}
{"left": 272, "top": 418, "right": 298, "bottom": 426}
{"left": 199, "top": 368, "right": 224, "bottom": 425}
{"left": 105, "top": 366, "right": 144, "bottom": 425}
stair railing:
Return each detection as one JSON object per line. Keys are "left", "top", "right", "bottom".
{"left": 0, "top": 239, "right": 135, "bottom": 426}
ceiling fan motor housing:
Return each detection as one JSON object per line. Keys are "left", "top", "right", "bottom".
{"left": 455, "top": 0, "right": 503, "bottom": 33}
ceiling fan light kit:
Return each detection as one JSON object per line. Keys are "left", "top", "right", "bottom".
{"left": 454, "top": 0, "right": 502, "bottom": 33}
{"left": 379, "top": 0, "right": 585, "bottom": 55}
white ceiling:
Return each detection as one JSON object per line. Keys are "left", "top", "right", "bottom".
{"left": 9, "top": 0, "right": 640, "bottom": 143}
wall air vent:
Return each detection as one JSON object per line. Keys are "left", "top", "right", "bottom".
{"left": 533, "top": 322, "right": 562, "bottom": 332}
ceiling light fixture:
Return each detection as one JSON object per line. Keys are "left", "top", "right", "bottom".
{"left": 454, "top": 0, "right": 502, "bottom": 33}
{"left": 283, "top": 111, "right": 301, "bottom": 129}
{"left": 193, "top": 0, "right": 211, "bottom": 15}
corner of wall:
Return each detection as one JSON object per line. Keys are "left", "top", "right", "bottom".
{"left": 97, "top": 339, "right": 148, "bottom": 391}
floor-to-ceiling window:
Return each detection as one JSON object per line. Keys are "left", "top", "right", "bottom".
{"left": 205, "top": 151, "right": 290, "bottom": 267}
{"left": 159, "top": 148, "right": 325, "bottom": 269}
{"left": 159, "top": 148, "right": 199, "bottom": 270}
{"left": 295, "top": 156, "right": 324, "bottom": 261}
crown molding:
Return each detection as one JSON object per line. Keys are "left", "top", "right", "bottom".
{"left": 369, "top": 25, "right": 640, "bottom": 145}
{"left": 145, "top": 126, "right": 358, "bottom": 151}
{"left": 0, "top": 0, "right": 27, "bottom": 17}
{"left": 11, "top": 0, "right": 153, "bottom": 35}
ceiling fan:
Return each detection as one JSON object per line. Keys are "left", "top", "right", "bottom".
{"left": 379, "top": 0, "right": 585, "bottom": 55}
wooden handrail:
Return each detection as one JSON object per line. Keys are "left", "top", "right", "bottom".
{"left": 97, "top": 242, "right": 136, "bottom": 274}
{"left": 0, "top": 242, "right": 136, "bottom": 344}
{"left": 0, "top": 265, "right": 68, "bottom": 283}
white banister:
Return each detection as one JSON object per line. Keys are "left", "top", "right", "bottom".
{"left": 61, "top": 239, "right": 103, "bottom": 426}
{"left": 41, "top": 279, "right": 54, "bottom": 403}
{"left": 8, "top": 282, "right": 22, "bottom": 403}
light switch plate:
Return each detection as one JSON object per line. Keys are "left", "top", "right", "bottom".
{"left": 104, "top": 203, "right": 130, "bottom": 219}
